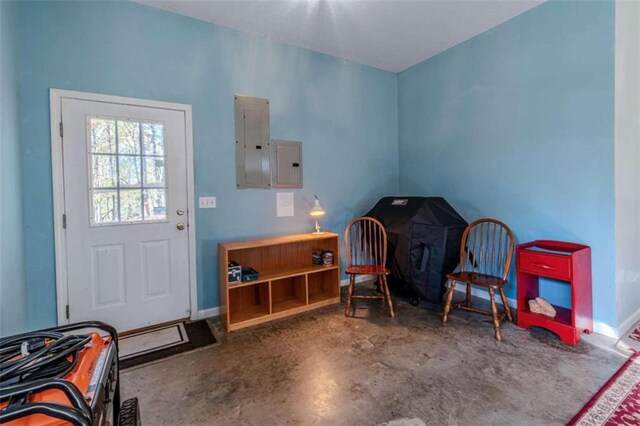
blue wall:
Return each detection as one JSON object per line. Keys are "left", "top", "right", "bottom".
{"left": 0, "top": 0, "right": 28, "bottom": 336}
{"left": 9, "top": 0, "right": 621, "bottom": 332}
{"left": 16, "top": 1, "right": 398, "bottom": 329}
{"left": 398, "top": 1, "right": 617, "bottom": 328}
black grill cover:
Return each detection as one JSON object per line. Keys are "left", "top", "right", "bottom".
{"left": 365, "top": 197, "right": 468, "bottom": 303}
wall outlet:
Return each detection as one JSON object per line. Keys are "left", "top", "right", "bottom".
{"left": 199, "top": 196, "right": 216, "bottom": 208}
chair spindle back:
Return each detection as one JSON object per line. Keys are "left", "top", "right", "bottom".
{"left": 459, "top": 218, "right": 515, "bottom": 281}
{"left": 344, "top": 217, "right": 387, "bottom": 268}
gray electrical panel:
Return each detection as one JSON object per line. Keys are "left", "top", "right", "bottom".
{"left": 271, "top": 140, "right": 303, "bottom": 189}
{"left": 235, "top": 95, "right": 270, "bottom": 189}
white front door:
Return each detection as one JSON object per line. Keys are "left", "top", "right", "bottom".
{"left": 60, "top": 97, "right": 191, "bottom": 332}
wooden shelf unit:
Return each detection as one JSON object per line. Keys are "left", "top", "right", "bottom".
{"left": 219, "top": 233, "right": 340, "bottom": 331}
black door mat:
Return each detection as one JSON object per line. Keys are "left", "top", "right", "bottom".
{"left": 119, "top": 319, "right": 217, "bottom": 370}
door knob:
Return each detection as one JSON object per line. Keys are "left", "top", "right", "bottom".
{"left": 176, "top": 222, "right": 185, "bottom": 231}
{"left": 177, "top": 209, "right": 185, "bottom": 216}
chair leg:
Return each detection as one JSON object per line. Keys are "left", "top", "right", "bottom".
{"left": 442, "top": 279, "right": 456, "bottom": 323}
{"left": 499, "top": 288, "right": 513, "bottom": 323}
{"left": 465, "top": 282, "right": 472, "bottom": 307}
{"left": 489, "top": 288, "right": 502, "bottom": 341}
{"left": 381, "top": 275, "right": 395, "bottom": 318}
{"left": 344, "top": 274, "right": 355, "bottom": 317}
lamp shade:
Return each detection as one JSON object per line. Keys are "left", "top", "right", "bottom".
{"left": 310, "top": 196, "right": 325, "bottom": 217}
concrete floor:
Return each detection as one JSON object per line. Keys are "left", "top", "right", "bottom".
{"left": 121, "top": 289, "right": 626, "bottom": 425}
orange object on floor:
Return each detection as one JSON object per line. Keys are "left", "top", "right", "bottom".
{"left": 0, "top": 322, "right": 127, "bottom": 426}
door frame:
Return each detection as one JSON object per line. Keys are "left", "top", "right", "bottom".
{"left": 49, "top": 88, "right": 198, "bottom": 326}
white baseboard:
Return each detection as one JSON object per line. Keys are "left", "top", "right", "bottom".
{"left": 568, "top": 305, "right": 639, "bottom": 339}
{"left": 617, "top": 306, "right": 640, "bottom": 337}
{"left": 196, "top": 306, "right": 222, "bottom": 320}
{"left": 593, "top": 321, "right": 621, "bottom": 339}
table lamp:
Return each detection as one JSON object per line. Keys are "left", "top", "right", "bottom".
{"left": 309, "top": 195, "right": 325, "bottom": 234}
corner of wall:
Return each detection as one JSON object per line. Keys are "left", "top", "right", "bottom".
{"left": 614, "top": 0, "right": 640, "bottom": 334}
{"left": 0, "top": 0, "right": 28, "bottom": 336}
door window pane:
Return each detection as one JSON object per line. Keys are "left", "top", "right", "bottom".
{"left": 142, "top": 123, "right": 164, "bottom": 155}
{"left": 117, "top": 121, "right": 141, "bottom": 155}
{"left": 118, "top": 156, "right": 141, "bottom": 187}
{"left": 91, "top": 154, "right": 117, "bottom": 188}
{"left": 90, "top": 118, "right": 116, "bottom": 153}
{"left": 92, "top": 190, "right": 118, "bottom": 224}
{"left": 144, "top": 189, "right": 166, "bottom": 221}
{"left": 88, "top": 116, "right": 167, "bottom": 225}
{"left": 120, "top": 189, "right": 143, "bottom": 222}
{"left": 144, "top": 157, "right": 165, "bottom": 186}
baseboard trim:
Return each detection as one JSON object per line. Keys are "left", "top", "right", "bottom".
{"left": 593, "top": 321, "right": 620, "bottom": 339}
{"left": 196, "top": 306, "right": 222, "bottom": 320}
{"left": 617, "top": 306, "right": 640, "bottom": 337}
{"left": 571, "top": 306, "right": 640, "bottom": 339}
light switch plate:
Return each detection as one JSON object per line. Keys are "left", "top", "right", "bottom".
{"left": 199, "top": 196, "right": 216, "bottom": 208}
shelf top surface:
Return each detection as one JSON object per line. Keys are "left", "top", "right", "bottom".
{"left": 220, "top": 232, "right": 339, "bottom": 250}
{"left": 517, "top": 240, "right": 589, "bottom": 255}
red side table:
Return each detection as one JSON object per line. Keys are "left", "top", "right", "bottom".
{"left": 516, "top": 240, "right": 593, "bottom": 345}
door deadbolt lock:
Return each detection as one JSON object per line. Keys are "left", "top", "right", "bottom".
{"left": 176, "top": 209, "right": 185, "bottom": 216}
{"left": 176, "top": 222, "right": 185, "bottom": 231}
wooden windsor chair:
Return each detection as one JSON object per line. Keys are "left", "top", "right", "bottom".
{"left": 442, "top": 218, "right": 515, "bottom": 341}
{"left": 344, "top": 217, "right": 395, "bottom": 318}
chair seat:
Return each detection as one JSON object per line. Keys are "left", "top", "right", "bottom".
{"left": 446, "top": 271, "right": 506, "bottom": 288}
{"left": 346, "top": 265, "right": 390, "bottom": 275}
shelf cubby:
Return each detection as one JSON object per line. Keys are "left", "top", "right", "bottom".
{"left": 308, "top": 268, "right": 340, "bottom": 305}
{"left": 228, "top": 282, "right": 270, "bottom": 326}
{"left": 272, "top": 275, "right": 307, "bottom": 313}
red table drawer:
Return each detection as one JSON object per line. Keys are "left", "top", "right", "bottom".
{"left": 518, "top": 250, "right": 571, "bottom": 281}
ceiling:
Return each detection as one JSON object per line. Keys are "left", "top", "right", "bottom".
{"left": 134, "top": 0, "right": 545, "bottom": 73}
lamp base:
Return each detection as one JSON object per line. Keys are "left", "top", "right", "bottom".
{"left": 312, "top": 220, "right": 323, "bottom": 235}
{"left": 311, "top": 231, "right": 325, "bottom": 235}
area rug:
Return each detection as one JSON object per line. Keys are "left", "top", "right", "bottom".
{"left": 119, "top": 319, "right": 217, "bottom": 370}
{"left": 616, "top": 321, "right": 640, "bottom": 354}
{"left": 568, "top": 352, "right": 640, "bottom": 425}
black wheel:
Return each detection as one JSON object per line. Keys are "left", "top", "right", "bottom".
{"left": 118, "top": 397, "right": 141, "bottom": 426}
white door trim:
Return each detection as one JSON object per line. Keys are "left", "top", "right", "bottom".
{"left": 50, "top": 88, "right": 198, "bottom": 326}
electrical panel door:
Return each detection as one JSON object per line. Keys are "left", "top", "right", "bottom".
{"left": 235, "top": 95, "right": 270, "bottom": 189}
{"left": 271, "top": 140, "right": 302, "bottom": 189}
